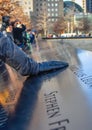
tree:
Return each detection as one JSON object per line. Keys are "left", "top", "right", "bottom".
{"left": 53, "top": 17, "right": 67, "bottom": 35}
{"left": 35, "top": 2, "right": 49, "bottom": 36}
{"left": 0, "top": 0, "right": 13, "bottom": 20}
{"left": 10, "top": 1, "right": 31, "bottom": 28}
{"left": 0, "top": 0, "right": 31, "bottom": 28}
{"left": 77, "top": 17, "right": 90, "bottom": 34}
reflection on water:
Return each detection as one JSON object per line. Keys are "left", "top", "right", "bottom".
{"left": 0, "top": 62, "right": 25, "bottom": 128}
{"left": 0, "top": 62, "right": 25, "bottom": 112}
{"left": 0, "top": 61, "right": 10, "bottom": 88}
{"left": 0, "top": 105, "right": 8, "bottom": 129}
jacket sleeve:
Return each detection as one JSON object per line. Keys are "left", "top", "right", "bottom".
{"left": 0, "top": 36, "right": 39, "bottom": 76}
{"left": 0, "top": 36, "right": 69, "bottom": 76}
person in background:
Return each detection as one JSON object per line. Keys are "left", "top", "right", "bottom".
{"left": 26, "top": 29, "right": 33, "bottom": 54}
{"left": 12, "top": 19, "right": 26, "bottom": 49}
{"left": 1, "top": 16, "right": 14, "bottom": 41}
{"left": 5, "top": 22, "right": 14, "bottom": 40}
{"left": 30, "top": 30, "right": 36, "bottom": 45}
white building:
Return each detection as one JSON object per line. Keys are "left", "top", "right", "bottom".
{"left": 82, "top": 0, "right": 86, "bottom": 13}
{"left": 12, "top": 0, "right": 33, "bottom": 17}
{"left": 20, "top": 0, "right": 33, "bottom": 16}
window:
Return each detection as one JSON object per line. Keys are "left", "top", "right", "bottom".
{"left": 55, "top": 3, "right": 58, "bottom": 6}
{"left": 36, "top": 8, "right": 39, "bottom": 11}
{"left": 52, "top": 8, "right": 54, "bottom": 11}
{"left": 48, "top": 13, "right": 50, "bottom": 16}
{"left": 48, "top": 8, "right": 50, "bottom": 11}
{"left": 51, "top": 3, "right": 54, "bottom": 6}
{"left": 52, "top": 19, "right": 54, "bottom": 21}
{"left": 55, "top": 13, "right": 58, "bottom": 16}
{"left": 48, "top": 19, "right": 51, "bottom": 21}
{"left": 48, "top": 3, "right": 50, "bottom": 6}
{"left": 55, "top": 8, "right": 58, "bottom": 11}
{"left": 36, "top": 3, "right": 38, "bottom": 6}
{"left": 52, "top": 13, "right": 54, "bottom": 16}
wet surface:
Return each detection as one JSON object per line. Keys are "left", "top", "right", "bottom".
{"left": 0, "top": 39, "right": 92, "bottom": 130}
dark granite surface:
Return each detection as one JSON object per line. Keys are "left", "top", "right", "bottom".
{"left": 0, "top": 39, "right": 92, "bottom": 130}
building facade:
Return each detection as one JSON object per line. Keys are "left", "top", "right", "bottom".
{"left": 82, "top": 0, "right": 86, "bottom": 13}
{"left": 12, "top": 0, "right": 33, "bottom": 17}
{"left": 86, "top": 0, "right": 92, "bottom": 13}
{"left": 31, "top": 0, "right": 64, "bottom": 34}
{"left": 12, "top": 0, "right": 63, "bottom": 20}
{"left": 82, "top": 0, "right": 92, "bottom": 13}
{"left": 20, "top": 0, "right": 33, "bottom": 16}
{"left": 32, "top": 0, "right": 63, "bottom": 22}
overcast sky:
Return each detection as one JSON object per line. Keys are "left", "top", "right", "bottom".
{"left": 64, "top": 0, "right": 82, "bottom": 7}
{"left": 75, "top": 0, "right": 82, "bottom": 6}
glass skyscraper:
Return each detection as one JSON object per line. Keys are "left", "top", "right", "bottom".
{"left": 82, "top": 0, "right": 92, "bottom": 13}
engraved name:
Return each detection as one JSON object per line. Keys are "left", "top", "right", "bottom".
{"left": 70, "top": 65, "right": 92, "bottom": 87}
{"left": 44, "top": 91, "right": 69, "bottom": 130}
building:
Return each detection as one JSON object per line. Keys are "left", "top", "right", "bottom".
{"left": 31, "top": 0, "right": 63, "bottom": 35}
{"left": 82, "top": 0, "right": 92, "bottom": 13}
{"left": 74, "top": 12, "right": 92, "bottom": 34}
{"left": 20, "top": 0, "right": 33, "bottom": 16}
{"left": 11, "top": 0, "right": 33, "bottom": 17}
{"left": 64, "top": 1, "right": 83, "bottom": 14}
{"left": 86, "top": 0, "right": 92, "bottom": 13}
{"left": 12, "top": 0, "right": 63, "bottom": 21}
{"left": 72, "top": 0, "right": 75, "bottom": 2}
{"left": 82, "top": 0, "right": 87, "bottom": 13}
{"left": 32, "top": 0, "right": 63, "bottom": 22}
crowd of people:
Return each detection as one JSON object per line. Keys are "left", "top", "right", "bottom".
{"left": 1, "top": 16, "right": 36, "bottom": 54}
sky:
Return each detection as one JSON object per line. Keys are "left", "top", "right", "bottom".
{"left": 64, "top": 0, "right": 82, "bottom": 7}
{"left": 75, "top": 0, "right": 82, "bottom": 6}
